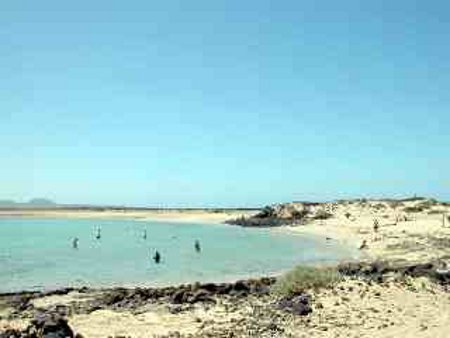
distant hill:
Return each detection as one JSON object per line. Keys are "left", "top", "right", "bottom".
{"left": 27, "top": 198, "right": 56, "bottom": 206}
{"left": 0, "top": 198, "right": 57, "bottom": 209}
{"left": 0, "top": 200, "right": 17, "bottom": 207}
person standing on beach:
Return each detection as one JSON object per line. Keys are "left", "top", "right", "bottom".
{"left": 373, "top": 219, "right": 379, "bottom": 232}
{"left": 194, "top": 240, "right": 201, "bottom": 253}
{"left": 72, "top": 237, "right": 79, "bottom": 249}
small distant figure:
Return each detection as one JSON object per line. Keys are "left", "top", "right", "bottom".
{"left": 194, "top": 240, "right": 201, "bottom": 253}
{"left": 143, "top": 229, "right": 147, "bottom": 240}
{"left": 95, "top": 227, "right": 101, "bottom": 240}
{"left": 373, "top": 219, "right": 379, "bottom": 232}
{"left": 153, "top": 250, "right": 161, "bottom": 264}
{"left": 359, "top": 240, "right": 368, "bottom": 250}
{"left": 72, "top": 237, "right": 79, "bottom": 249}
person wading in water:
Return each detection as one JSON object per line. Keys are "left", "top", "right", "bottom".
{"left": 72, "top": 237, "right": 79, "bottom": 249}
{"left": 95, "top": 227, "right": 101, "bottom": 240}
{"left": 194, "top": 240, "right": 201, "bottom": 253}
{"left": 153, "top": 250, "right": 161, "bottom": 264}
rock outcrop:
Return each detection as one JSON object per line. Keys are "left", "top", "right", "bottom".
{"left": 225, "top": 202, "right": 329, "bottom": 227}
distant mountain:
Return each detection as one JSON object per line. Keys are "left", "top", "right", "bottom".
{"left": 0, "top": 200, "right": 17, "bottom": 206}
{"left": 0, "top": 198, "right": 57, "bottom": 209}
{"left": 27, "top": 198, "right": 56, "bottom": 206}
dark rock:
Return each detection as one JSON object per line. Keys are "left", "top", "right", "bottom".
{"left": 0, "top": 329, "right": 22, "bottom": 338}
{"left": 9, "top": 294, "right": 33, "bottom": 312}
{"left": 167, "top": 304, "right": 183, "bottom": 314}
{"left": 225, "top": 203, "right": 313, "bottom": 227}
{"left": 102, "top": 289, "right": 128, "bottom": 306}
{"left": 232, "top": 280, "right": 250, "bottom": 293}
{"left": 188, "top": 290, "right": 215, "bottom": 304}
{"left": 278, "top": 293, "right": 312, "bottom": 316}
{"left": 199, "top": 283, "right": 218, "bottom": 293}
{"left": 338, "top": 260, "right": 450, "bottom": 285}
{"left": 40, "top": 288, "right": 74, "bottom": 298}
{"left": 434, "top": 269, "right": 450, "bottom": 283}
{"left": 171, "top": 290, "right": 187, "bottom": 304}
{"left": 225, "top": 216, "right": 287, "bottom": 227}
{"left": 31, "top": 312, "right": 74, "bottom": 338}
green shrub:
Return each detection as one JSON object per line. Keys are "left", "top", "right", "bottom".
{"left": 272, "top": 266, "right": 341, "bottom": 296}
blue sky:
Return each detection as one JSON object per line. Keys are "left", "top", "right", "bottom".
{"left": 1, "top": 1, "right": 449, "bottom": 207}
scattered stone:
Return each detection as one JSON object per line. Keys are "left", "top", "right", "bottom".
{"left": 31, "top": 312, "right": 74, "bottom": 338}
{"left": 278, "top": 293, "right": 312, "bottom": 316}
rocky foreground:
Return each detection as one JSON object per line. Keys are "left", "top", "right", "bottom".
{"left": 1, "top": 259, "right": 450, "bottom": 338}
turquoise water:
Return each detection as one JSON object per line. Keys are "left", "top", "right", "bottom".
{"left": 0, "top": 218, "right": 355, "bottom": 292}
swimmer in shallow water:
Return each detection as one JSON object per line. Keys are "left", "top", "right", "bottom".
{"left": 194, "top": 240, "right": 201, "bottom": 253}
{"left": 153, "top": 250, "right": 161, "bottom": 264}
{"left": 72, "top": 237, "right": 79, "bottom": 249}
{"left": 95, "top": 227, "right": 101, "bottom": 240}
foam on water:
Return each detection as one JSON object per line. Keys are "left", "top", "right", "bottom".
{"left": 0, "top": 218, "right": 357, "bottom": 292}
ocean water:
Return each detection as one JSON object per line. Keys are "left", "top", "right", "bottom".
{"left": 0, "top": 218, "right": 356, "bottom": 292}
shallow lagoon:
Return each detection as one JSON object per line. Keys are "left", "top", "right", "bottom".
{"left": 0, "top": 218, "right": 356, "bottom": 292}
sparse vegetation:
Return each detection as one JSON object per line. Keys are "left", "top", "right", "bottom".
{"left": 373, "top": 203, "right": 386, "bottom": 210}
{"left": 400, "top": 196, "right": 427, "bottom": 202}
{"left": 258, "top": 206, "right": 275, "bottom": 218}
{"left": 403, "top": 206, "right": 425, "bottom": 213}
{"left": 388, "top": 201, "right": 403, "bottom": 209}
{"left": 416, "top": 200, "right": 436, "bottom": 210}
{"left": 272, "top": 266, "right": 341, "bottom": 296}
{"left": 226, "top": 204, "right": 310, "bottom": 227}
{"left": 313, "top": 210, "right": 333, "bottom": 220}
{"left": 291, "top": 209, "right": 309, "bottom": 220}
{"left": 225, "top": 215, "right": 286, "bottom": 227}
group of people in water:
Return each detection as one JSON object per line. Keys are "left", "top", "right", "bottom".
{"left": 71, "top": 227, "right": 201, "bottom": 265}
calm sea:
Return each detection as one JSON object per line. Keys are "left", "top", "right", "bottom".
{"left": 0, "top": 218, "right": 356, "bottom": 292}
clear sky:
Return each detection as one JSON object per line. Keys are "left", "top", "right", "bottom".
{"left": 1, "top": 1, "right": 449, "bottom": 207}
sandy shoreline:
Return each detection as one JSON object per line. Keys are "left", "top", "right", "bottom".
{"left": 1, "top": 199, "right": 450, "bottom": 337}
{"left": 0, "top": 208, "right": 257, "bottom": 225}
{"left": 3, "top": 199, "right": 448, "bottom": 263}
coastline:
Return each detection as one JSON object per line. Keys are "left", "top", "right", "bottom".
{"left": 0, "top": 211, "right": 358, "bottom": 295}
{"left": 0, "top": 208, "right": 257, "bottom": 225}
{"left": 2, "top": 200, "right": 450, "bottom": 337}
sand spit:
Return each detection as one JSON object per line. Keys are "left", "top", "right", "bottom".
{"left": 0, "top": 208, "right": 256, "bottom": 225}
